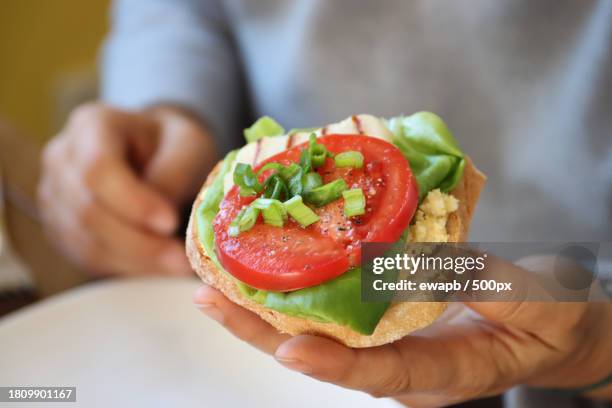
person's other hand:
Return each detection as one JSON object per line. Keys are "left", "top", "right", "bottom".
{"left": 38, "top": 102, "right": 217, "bottom": 276}
{"left": 193, "top": 256, "right": 612, "bottom": 407}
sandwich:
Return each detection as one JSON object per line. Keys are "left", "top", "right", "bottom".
{"left": 186, "top": 112, "right": 486, "bottom": 347}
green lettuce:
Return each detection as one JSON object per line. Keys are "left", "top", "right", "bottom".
{"left": 196, "top": 150, "right": 237, "bottom": 270}
{"left": 244, "top": 116, "right": 285, "bottom": 143}
{"left": 387, "top": 112, "right": 465, "bottom": 200}
{"left": 196, "top": 113, "right": 466, "bottom": 335}
{"left": 238, "top": 268, "right": 389, "bottom": 334}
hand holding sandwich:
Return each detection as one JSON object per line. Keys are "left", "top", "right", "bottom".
{"left": 194, "top": 272, "right": 612, "bottom": 406}
{"left": 186, "top": 113, "right": 611, "bottom": 405}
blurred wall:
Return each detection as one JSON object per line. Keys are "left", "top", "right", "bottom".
{"left": 0, "top": 0, "right": 109, "bottom": 144}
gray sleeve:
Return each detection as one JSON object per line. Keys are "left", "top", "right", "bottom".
{"left": 100, "top": 0, "right": 242, "bottom": 153}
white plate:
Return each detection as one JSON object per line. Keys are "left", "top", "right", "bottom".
{"left": 0, "top": 277, "right": 397, "bottom": 408}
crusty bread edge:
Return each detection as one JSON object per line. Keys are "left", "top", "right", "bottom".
{"left": 186, "top": 157, "right": 486, "bottom": 347}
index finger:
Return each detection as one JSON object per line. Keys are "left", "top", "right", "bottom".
{"left": 84, "top": 153, "right": 178, "bottom": 234}
{"left": 463, "top": 254, "right": 588, "bottom": 341}
{"left": 193, "top": 285, "right": 291, "bottom": 354}
{"left": 68, "top": 115, "right": 177, "bottom": 234}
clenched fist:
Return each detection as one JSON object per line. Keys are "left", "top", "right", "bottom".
{"left": 38, "top": 103, "right": 217, "bottom": 276}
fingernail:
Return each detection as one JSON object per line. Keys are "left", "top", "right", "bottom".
{"left": 275, "top": 356, "right": 313, "bottom": 374}
{"left": 193, "top": 285, "right": 211, "bottom": 302}
{"left": 196, "top": 302, "right": 225, "bottom": 324}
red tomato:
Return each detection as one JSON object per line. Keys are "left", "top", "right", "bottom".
{"left": 213, "top": 135, "right": 418, "bottom": 291}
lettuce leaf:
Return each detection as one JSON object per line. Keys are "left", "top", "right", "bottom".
{"left": 387, "top": 112, "right": 465, "bottom": 200}
{"left": 244, "top": 116, "right": 285, "bottom": 143}
{"left": 238, "top": 268, "right": 390, "bottom": 335}
{"left": 196, "top": 150, "right": 237, "bottom": 270}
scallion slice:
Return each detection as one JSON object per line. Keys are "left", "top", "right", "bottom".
{"left": 283, "top": 195, "right": 320, "bottom": 227}
{"left": 279, "top": 163, "right": 303, "bottom": 197}
{"left": 334, "top": 151, "right": 364, "bottom": 169}
{"left": 299, "top": 146, "right": 313, "bottom": 173}
{"left": 257, "top": 162, "right": 302, "bottom": 198}
{"left": 240, "top": 205, "right": 260, "bottom": 230}
{"left": 279, "top": 163, "right": 302, "bottom": 180}
{"left": 311, "top": 144, "right": 328, "bottom": 168}
{"left": 287, "top": 167, "right": 304, "bottom": 196}
{"left": 252, "top": 198, "right": 287, "bottom": 227}
{"left": 233, "top": 163, "right": 262, "bottom": 196}
{"left": 300, "top": 133, "right": 332, "bottom": 172}
{"left": 302, "top": 172, "right": 322, "bottom": 194}
{"left": 257, "top": 162, "right": 283, "bottom": 176}
{"left": 228, "top": 212, "right": 242, "bottom": 237}
{"left": 228, "top": 205, "right": 261, "bottom": 237}
{"left": 303, "top": 178, "right": 348, "bottom": 207}
{"left": 342, "top": 188, "right": 366, "bottom": 217}
{"left": 263, "top": 174, "right": 288, "bottom": 200}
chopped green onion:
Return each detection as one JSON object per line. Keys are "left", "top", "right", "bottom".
{"left": 258, "top": 162, "right": 300, "bottom": 179}
{"left": 279, "top": 163, "right": 302, "bottom": 180}
{"left": 302, "top": 172, "right": 322, "bottom": 194}
{"left": 240, "top": 205, "right": 260, "bottom": 230}
{"left": 228, "top": 214, "right": 241, "bottom": 237}
{"left": 252, "top": 198, "right": 287, "bottom": 227}
{"left": 335, "top": 151, "right": 364, "bottom": 169}
{"left": 244, "top": 116, "right": 285, "bottom": 143}
{"left": 257, "top": 162, "right": 302, "bottom": 198}
{"left": 287, "top": 166, "right": 304, "bottom": 196}
{"left": 299, "top": 147, "right": 313, "bottom": 173}
{"left": 300, "top": 133, "right": 332, "bottom": 172}
{"left": 342, "top": 188, "right": 366, "bottom": 217}
{"left": 257, "top": 162, "right": 284, "bottom": 176}
{"left": 263, "top": 174, "right": 288, "bottom": 200}
{"left": 228, "top": 205, "right": 261, "bottom": 236}
{"left": 311, "top": 144, "right": 329, "bottom": 168}
{"left": 283, "top": 195, "right": 320, "bottom": 227}
{"left": 233, "top": 163, "right": 262, "bottom": 196}
{"left": 261, "top": 162, "right": 302, "bottom": 198}
{"left": 303, "top": 178, "right": 348, "bottom": 207}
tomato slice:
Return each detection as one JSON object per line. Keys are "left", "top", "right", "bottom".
{"left": 213, "top": 135, "right": 419, "bottom": 291}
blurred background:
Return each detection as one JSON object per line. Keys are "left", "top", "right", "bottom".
{"left": 1, "top": 0, "right": 107, "bottom": 142}
{"left": 0, "top": 0, "right": 109, "bottom": 310}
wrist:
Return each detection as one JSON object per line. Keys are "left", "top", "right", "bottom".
{"left": 581, "top": 304, "right": 612, "bottom": 399}
{"left": 530, "top": 303, "right": 612, "bottom": 399}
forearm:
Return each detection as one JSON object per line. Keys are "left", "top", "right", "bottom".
{"left": 528, "top": 302, "right": 612, "bottom": 400}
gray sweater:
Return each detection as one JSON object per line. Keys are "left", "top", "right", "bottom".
{"left": 101, "top": 1, "right": 611, "bottom": 405}
{"left": 102, "top": 0, "right": 612, "bottom": 244}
